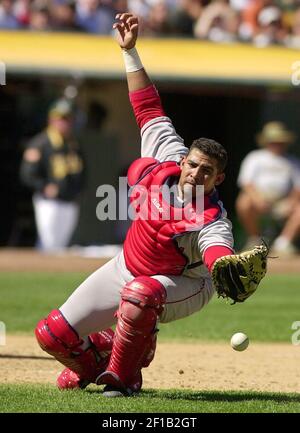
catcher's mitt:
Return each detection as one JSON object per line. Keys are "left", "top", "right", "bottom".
{"left": 211, "top": 243, "right": 269, "bottom": 304}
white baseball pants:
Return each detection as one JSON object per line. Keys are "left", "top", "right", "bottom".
{"left": 60, "top": 251, "right": 215, "bottom": 337}
{"left": 33, "top": 194, "right": 79, "bottom": 252}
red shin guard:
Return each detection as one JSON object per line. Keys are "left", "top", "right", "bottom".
{"left": 98, "top": 277, "right": 166, "bottom": 390}
{"left": 35, "top": 309, "right": 114, "bottom": 382}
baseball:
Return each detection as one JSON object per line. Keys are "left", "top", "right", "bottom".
{"left": 230, "top": 332, "right": 249, "bottom": 351}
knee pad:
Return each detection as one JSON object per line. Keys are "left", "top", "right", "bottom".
{"left": 122, "top": 276, "right": 167, "bottom": 308}
{"left": 102, "top": 277, "right": 166, "bottom": 387}
{"left": 35, "top": 309, "right": 81, "bottom": 356}
{"left": 118, "top": 276, "right": 166, "bottom": 334}
{"left": 35, "top": 309, "right": 114, "bottom": 382}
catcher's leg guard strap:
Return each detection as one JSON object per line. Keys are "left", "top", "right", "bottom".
{"left": 100, "top": 276, "right": 166, "bottom": 388}
{"left": 35, "top": 309, "right": 114, "bottom": 381}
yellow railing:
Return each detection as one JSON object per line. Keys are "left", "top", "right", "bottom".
{"left": 0, "top": 31, "right": 299, "bottom": 84}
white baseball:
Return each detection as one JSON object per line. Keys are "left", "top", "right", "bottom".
{"left": 230, "top": 332, "right": 249, "bottom": 351}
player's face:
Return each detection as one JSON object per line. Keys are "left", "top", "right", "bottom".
{"left": 50, "top": 116, "right": 72, "bottom": 137}
{"left": 179, "top": 149, "right": 225, "bottom": 197}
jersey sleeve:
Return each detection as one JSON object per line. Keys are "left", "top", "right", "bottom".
{"left": 140, "top": 117, "right": 188, "bottom": 162}
{"left": 203, "top": 245, "right": 234, "bottom": 271}
{"left": 197, "top": 217, "right": 234, "bottom": 257}
{"left": 129, "top": 84, "right": 188, "bottom": 162}
{"left": 19, "top": 134, "right": 47, "bottom": 192}
{"left": 129, "top": 84, "right": 166, "bottom": 129}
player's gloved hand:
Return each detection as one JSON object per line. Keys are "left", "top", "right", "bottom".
{"left": 211, "top": 243, "right": 269, "bottom": 304}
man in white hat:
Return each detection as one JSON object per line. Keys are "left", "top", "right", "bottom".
{"left": 236, "top": 121, "right": 300, "bottom": 255}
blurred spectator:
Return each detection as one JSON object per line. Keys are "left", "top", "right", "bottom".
{"left": 236, "top": 121, "right": 300, "bottom": 256}
{"left": 229, "top": 0, "right": 250, "bottom": 12}
{"left": 29, "top": 0, "right": 51, "bottom": 31}
{"left": 75, "top": 0, "right": 115, "bottom": 34}
{"left": 0, "top": 0, "right": 21, "bottom": 29}
{"left": 20, "top": 98, "right": 85, "bottom": 252}
{"left": 114, "top": 0, "right": 129, "bottom": 15}
{"left": 128, "top": 0, "right": 150, "bottom": 19}
{"left": 194, "top": 0, "right": 239, "bottom": 42}
{"left": 14, "top": 0, "right": 31, "bottom": 26}
{"left": 241, "top": 0, "right": 272, "bottom": 40}
{"left": 169, "top": 0, "right": 203, "bottom": 37}
{"left": 143, "top": 0, "right": 172, "bottom": 36}
{"left": 0, "top": 0, "right": 299, "bottom": 47}
{"left": 253, "top": 5, "right": 287, "bottom": 46}
{"left": 285, "top": 6, "right": 300, "bottom": 48}
{"left": 51, "top": 0, "right": 83, "bottom": 32}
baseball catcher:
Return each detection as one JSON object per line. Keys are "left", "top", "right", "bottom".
{"left": 35, "top": 13, "right": 269, "bottom": 397}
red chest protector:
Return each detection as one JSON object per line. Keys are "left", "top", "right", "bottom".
{"left": 123, "top": 158, "right": 222, "bottom": 276}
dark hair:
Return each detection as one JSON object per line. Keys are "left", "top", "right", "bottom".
{"left": 189, "top": 138, "right": 227, "bottom": 173}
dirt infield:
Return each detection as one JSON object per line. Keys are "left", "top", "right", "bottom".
{"left": 0, "top": 248, "right": 300, "bottom": 273}
{"left": 1, "top": 335, "right": 300, "bottom": 393}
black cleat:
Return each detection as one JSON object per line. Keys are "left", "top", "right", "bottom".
{"left": 96, "top": 371, "right": 142, "bottom": 398}
{"left": 102, "top": 384, "right": 134, "bottom": 398}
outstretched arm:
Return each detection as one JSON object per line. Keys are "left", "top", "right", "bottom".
{"left": 113, "top": 13, "right": 151, "bottom": 92}
{"left": 114, "top": 13, "right": 166, "bottom": 130}
{"left": 114, "top": 13, "right": 187, "bottom": 162}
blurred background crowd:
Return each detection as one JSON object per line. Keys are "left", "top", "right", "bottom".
{"left": 1, "top": 0, "right": 300, "bottom": 255}
{"left": 1, "top": 0, "right": 300, "bottom": 48}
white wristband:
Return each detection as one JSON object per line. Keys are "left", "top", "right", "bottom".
{"left": 122, "top": 47, "right": 143, "bottom": 73}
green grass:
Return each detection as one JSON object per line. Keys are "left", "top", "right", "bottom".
{"left": 0, "top": 272, "right": 87, "bottom": 334}
{"left": 0, "top": 272, "right": 299, "bottom": 342}
{"left": 1, "top": 384, "right": 300, "bottom": 413}
{"left": 160, "top": 274, "right": 300, "bottom": 342}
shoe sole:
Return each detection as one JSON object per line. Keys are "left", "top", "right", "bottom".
{"left": 103, "top": 388, "right": 127, "bottom": 398}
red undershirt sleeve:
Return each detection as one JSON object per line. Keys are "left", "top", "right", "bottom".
{"left": 129, "top": 84, "right": 166, "bottom": 129}
{"left": 203, "top": 245, "right": 234, "bottom": 272}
